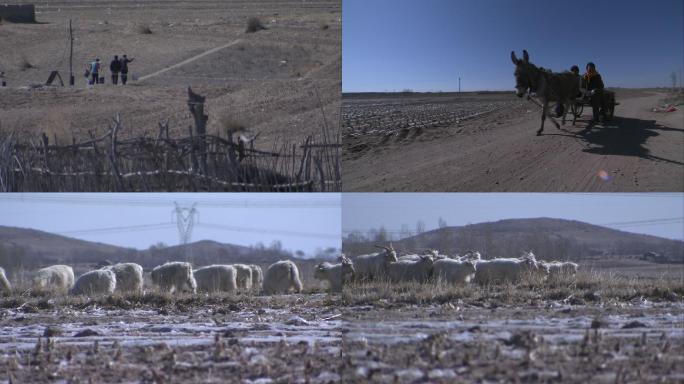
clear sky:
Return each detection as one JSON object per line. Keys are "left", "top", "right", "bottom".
{"left": 0, "top": 193, "right": 341, "bottom": 255}
{"left": 342, "top": 193, "right": 684, "bottom": 240}
{"left": 343, "top": 0, "right": 684, "bottom": 92}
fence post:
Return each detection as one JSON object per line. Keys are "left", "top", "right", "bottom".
{"left": 187, "top": 87, "right": 208, "bottom": 175}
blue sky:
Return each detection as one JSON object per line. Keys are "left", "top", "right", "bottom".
{"left": 342, "top": 193, "right": 684, "bottom": 240}
{"left": 0, "top": 194, "right": 341, "bottom": 255}
{"left": 343, "top": 0, "right": 684, "bottom": 92}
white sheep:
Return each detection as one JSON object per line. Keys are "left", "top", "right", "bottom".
{"left": 151, "top": 262, "right": 197, "bottom": 294}
{"left": 33, "top": 265, "right": 75, "bottom": 294}
{"left": 541, "top": 261, "right": 579, "bottom": 278}
{"left": 387, "top": 255, "right": 434, "bottom": 283}
{"left": 71, "top": 269, "right": 116, "bottom": 296}
{"left": 474, "top": 256, "right": 541, "bottom": 284}
{"left": 232, "top": 264, "right": 253, "bottom": 290}
{"left": 314, "top": 256, "right": 355, "bottom": 292}
{"left": 249, "top": 264, "right": 263, "bottom": 290}
{"left": 262, "top": 260, "right": 303, "bottom": 294}
{"left": 458, "top": 251, "right": 482, "bottom": 262}
{"left": 351, "top": 245, "right": 398, "bottom": 281}
{"left": 104, "top": 263, "right": 144, "bottom": 294}
{"left": 0, "top": 267, "right": 11, "bottom": 295}
{"left": 194, "top": 265, "right": 238, "bottom": 293}
{"left": 433, "top": 259, "right": 477, "bottom": 285}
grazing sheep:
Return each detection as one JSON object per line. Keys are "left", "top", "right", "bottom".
{"left": 387, "top": 255, "right": 434, "bottom": 283}
{"left": 249, "top": 264, "right": 263, "bottom": 290}
{"left": 433, "top": 259, "right": 477, "bottom": 285}
{"left": 232, "top": 264, "right": 253, "bottom": 290}
{"left": 458, "top": 251, "right": 482, "bottom": 262}
{"left": 0, "top": 267, "right": 11, "bottom": 295}
{"left": 352, "top": 245, "right": 398, "bottom": 281}
{"left": 33, "top": 265, "right": 75, "bottom": 294}
{"left": 314, "top": 256, "right": 355, "bottom": 292}
{"left": 71, "top": 269, "right": 116, "bottom": 296}
{"left": 474, "top": 256, "right": 541, "bottom": 284}
{"left": 104, "top": 263, "right": 144, "bottom": 294}
{"left": 262, "top": 260, "right": 303, "bottom": 294}
{"left": 541, "top": 261, "right": 579, "bottom": 278}
{"left": 151, "top": 262, "right": 197, "bottom": 294}
{"left": 194, "top": 265, "right": 238, "bottom": 293}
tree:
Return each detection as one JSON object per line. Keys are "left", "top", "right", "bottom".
{"left": 416, "top": 221, "right": 426, "bottom": 235}
{"left": 438, "top": 217, "right": 448, "bottom": 229}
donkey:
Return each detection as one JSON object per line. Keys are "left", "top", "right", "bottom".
{"left": 511, "top": 50, "right": 580, "bottom": 135}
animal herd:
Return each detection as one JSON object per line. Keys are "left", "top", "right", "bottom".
{"left": 0, "top": 249, "right": 578, "bottom": 297}
{"left": 0, "top": 260, "right": 305, "bottom": 297}
{"left": 346, "top": 245, "right": 579, "bottom": 286}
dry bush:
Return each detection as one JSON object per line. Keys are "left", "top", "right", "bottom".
{"left": 245, "top": 17, "right": 266, "bottom": 33}
{"left": 18, "top": 56, "right": 34, "bottom": 71}
{"left": 136, "top": 23, "right": 153, "bottom": 34}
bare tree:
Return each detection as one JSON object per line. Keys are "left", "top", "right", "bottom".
{"left": 438, "top": 217, "right": 448, "bottom": 229}
{"left": 416, "top": 220, "right": 426, "bottom": 235}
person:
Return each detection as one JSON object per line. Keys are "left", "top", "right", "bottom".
{"left": 110, "top": 55, "right": 122, "bottom": 85}
{"left": 120, "top": 55, "right": 134, "bottom": 85}
{"left": 90, "top": 58, "right": 101, "bottom": 85}
{"left": 583, "top": 62, "right": 605, "bottom": 123}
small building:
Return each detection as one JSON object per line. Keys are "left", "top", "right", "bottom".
{"left": 0, "top": 4, "right": 36, "bottom": 23}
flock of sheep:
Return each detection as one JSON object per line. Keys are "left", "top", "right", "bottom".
{"left": 345, "top": 245, "right": 579, "bottom": 286}
{"left": 0, "top": 248, "right": 578, "bottom": 297}
{"left": 0, "top": 260, "right": 306, "bottom": 297}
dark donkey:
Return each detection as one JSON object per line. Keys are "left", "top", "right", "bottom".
{"left": 511, "top": 50, "right": 580, "bottom": 135}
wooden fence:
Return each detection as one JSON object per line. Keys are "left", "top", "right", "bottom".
{"left": 0, "top": 88, "right": 341, "bottom": 192}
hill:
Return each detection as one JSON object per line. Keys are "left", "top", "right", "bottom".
{"left": 343, "top": 218, "right": 683, "bottom": 263}
{"left": 0, "top": 226, "right": 307, "bottom": 275}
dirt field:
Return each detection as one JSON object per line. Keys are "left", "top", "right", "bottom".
{"left": 1, "top": 264, "right": 682, "bottom": 383}
{"left": 342, "top": 89, "right": 684, "bottom": 192}
{"left": 0, "top": 0, "right": 341, "bottom": 148}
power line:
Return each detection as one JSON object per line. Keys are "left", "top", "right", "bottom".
{"left": 197, "top": 222, "right": 339, "bottom": 240}
{"left": 59, "top": 223, "right": 176, "bottom": 236}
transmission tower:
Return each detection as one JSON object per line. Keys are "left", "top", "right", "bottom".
{"left": 173, "top": 202, "right": 199, "bottom": 246}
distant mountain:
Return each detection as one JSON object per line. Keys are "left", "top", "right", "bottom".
{"left": 343, "top": 218, "right": 683, "bottom": 263}
{"left": 0, "top": 226, "right": 313, "bottom": 275}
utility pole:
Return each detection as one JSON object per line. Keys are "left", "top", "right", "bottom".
{"left": 173, "top": 202, "right": 199, "bottom": 260}
{"left": 69, "top": 19, "right": 74, "bottom": 86}
{"left": 458, "top": 77, "right": 461, "bottom": 94}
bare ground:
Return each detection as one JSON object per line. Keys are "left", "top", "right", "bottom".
{"left": 342, "top": 90, "right": 684, "bottom": 192}
{"left": 1, "top": 266, "right": 682, "bottom": 383}
{"left": 0, "top": 0, "right": 341, "bottom": 149}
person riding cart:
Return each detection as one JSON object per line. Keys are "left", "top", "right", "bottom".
{"left": 583, "top": 62, "right": 606, "bottom": 123}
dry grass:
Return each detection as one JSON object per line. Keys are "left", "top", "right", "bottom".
{"left": 342, "top": 270, "right": 683, "bottom": 307}
{"left": 245, "top": 17, "right": 266, "bottom": 33}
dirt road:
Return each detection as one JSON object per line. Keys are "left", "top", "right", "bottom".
{"left": 342, "top": 91, "right": 683, "bottom": 191}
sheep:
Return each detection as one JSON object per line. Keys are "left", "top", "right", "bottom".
{"left": 232, "top": 264, "right": 253, "bottom": 290}
{"left": 0, "top": 267, "right": 11, "bottom": 295}
{"left": 387, "top": 255, "right": 434, "bottom": 283}
{"left": 104, "top": 263, "right": 144, "bottom": 294}
{"left": 194, "top": 265, "right": 238, "bottom": 293}
{"left": 398, "top": 250, "right": 449, "bottom": 262}
{"left": 541, "top": 261, "right": 579, "bottom": 278}
{"left": 458, "top": 251, "right": 482, "bottom": 262}
{"left": 351, "top": 244, "right": 398, "bottom": 281}
{"left": 71, "top": 269, "right": 116, "bottom": 296}
{"left": 249, "top": 264, "right": 263, "bottom": 290}
{"left": 314, "top": 256, "right": 355, "bottom": 292}
{"left": 433, "top": 259, "right": 477, "bottom": 285}
{"left": 262, "top": 260, "right": 303, "bottom": 294}
{"left": 151, "top": 262, "right": 197, "bottom": 294}
{"left": 33, "top": 265, "right": 75, "bottom": 294}
{"left": 474, "top": 256, "right": 541, "bottom": 284}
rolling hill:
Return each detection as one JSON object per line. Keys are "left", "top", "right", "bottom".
{"left": 343, "top": 218, "right": 683, "bottom": 263}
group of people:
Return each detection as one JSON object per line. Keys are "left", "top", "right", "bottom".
{"left": 558, "top": 62, "right": 606, "bottom": 123}
{"left": 86, "top": 55, "right": 134, "bottom": 86}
